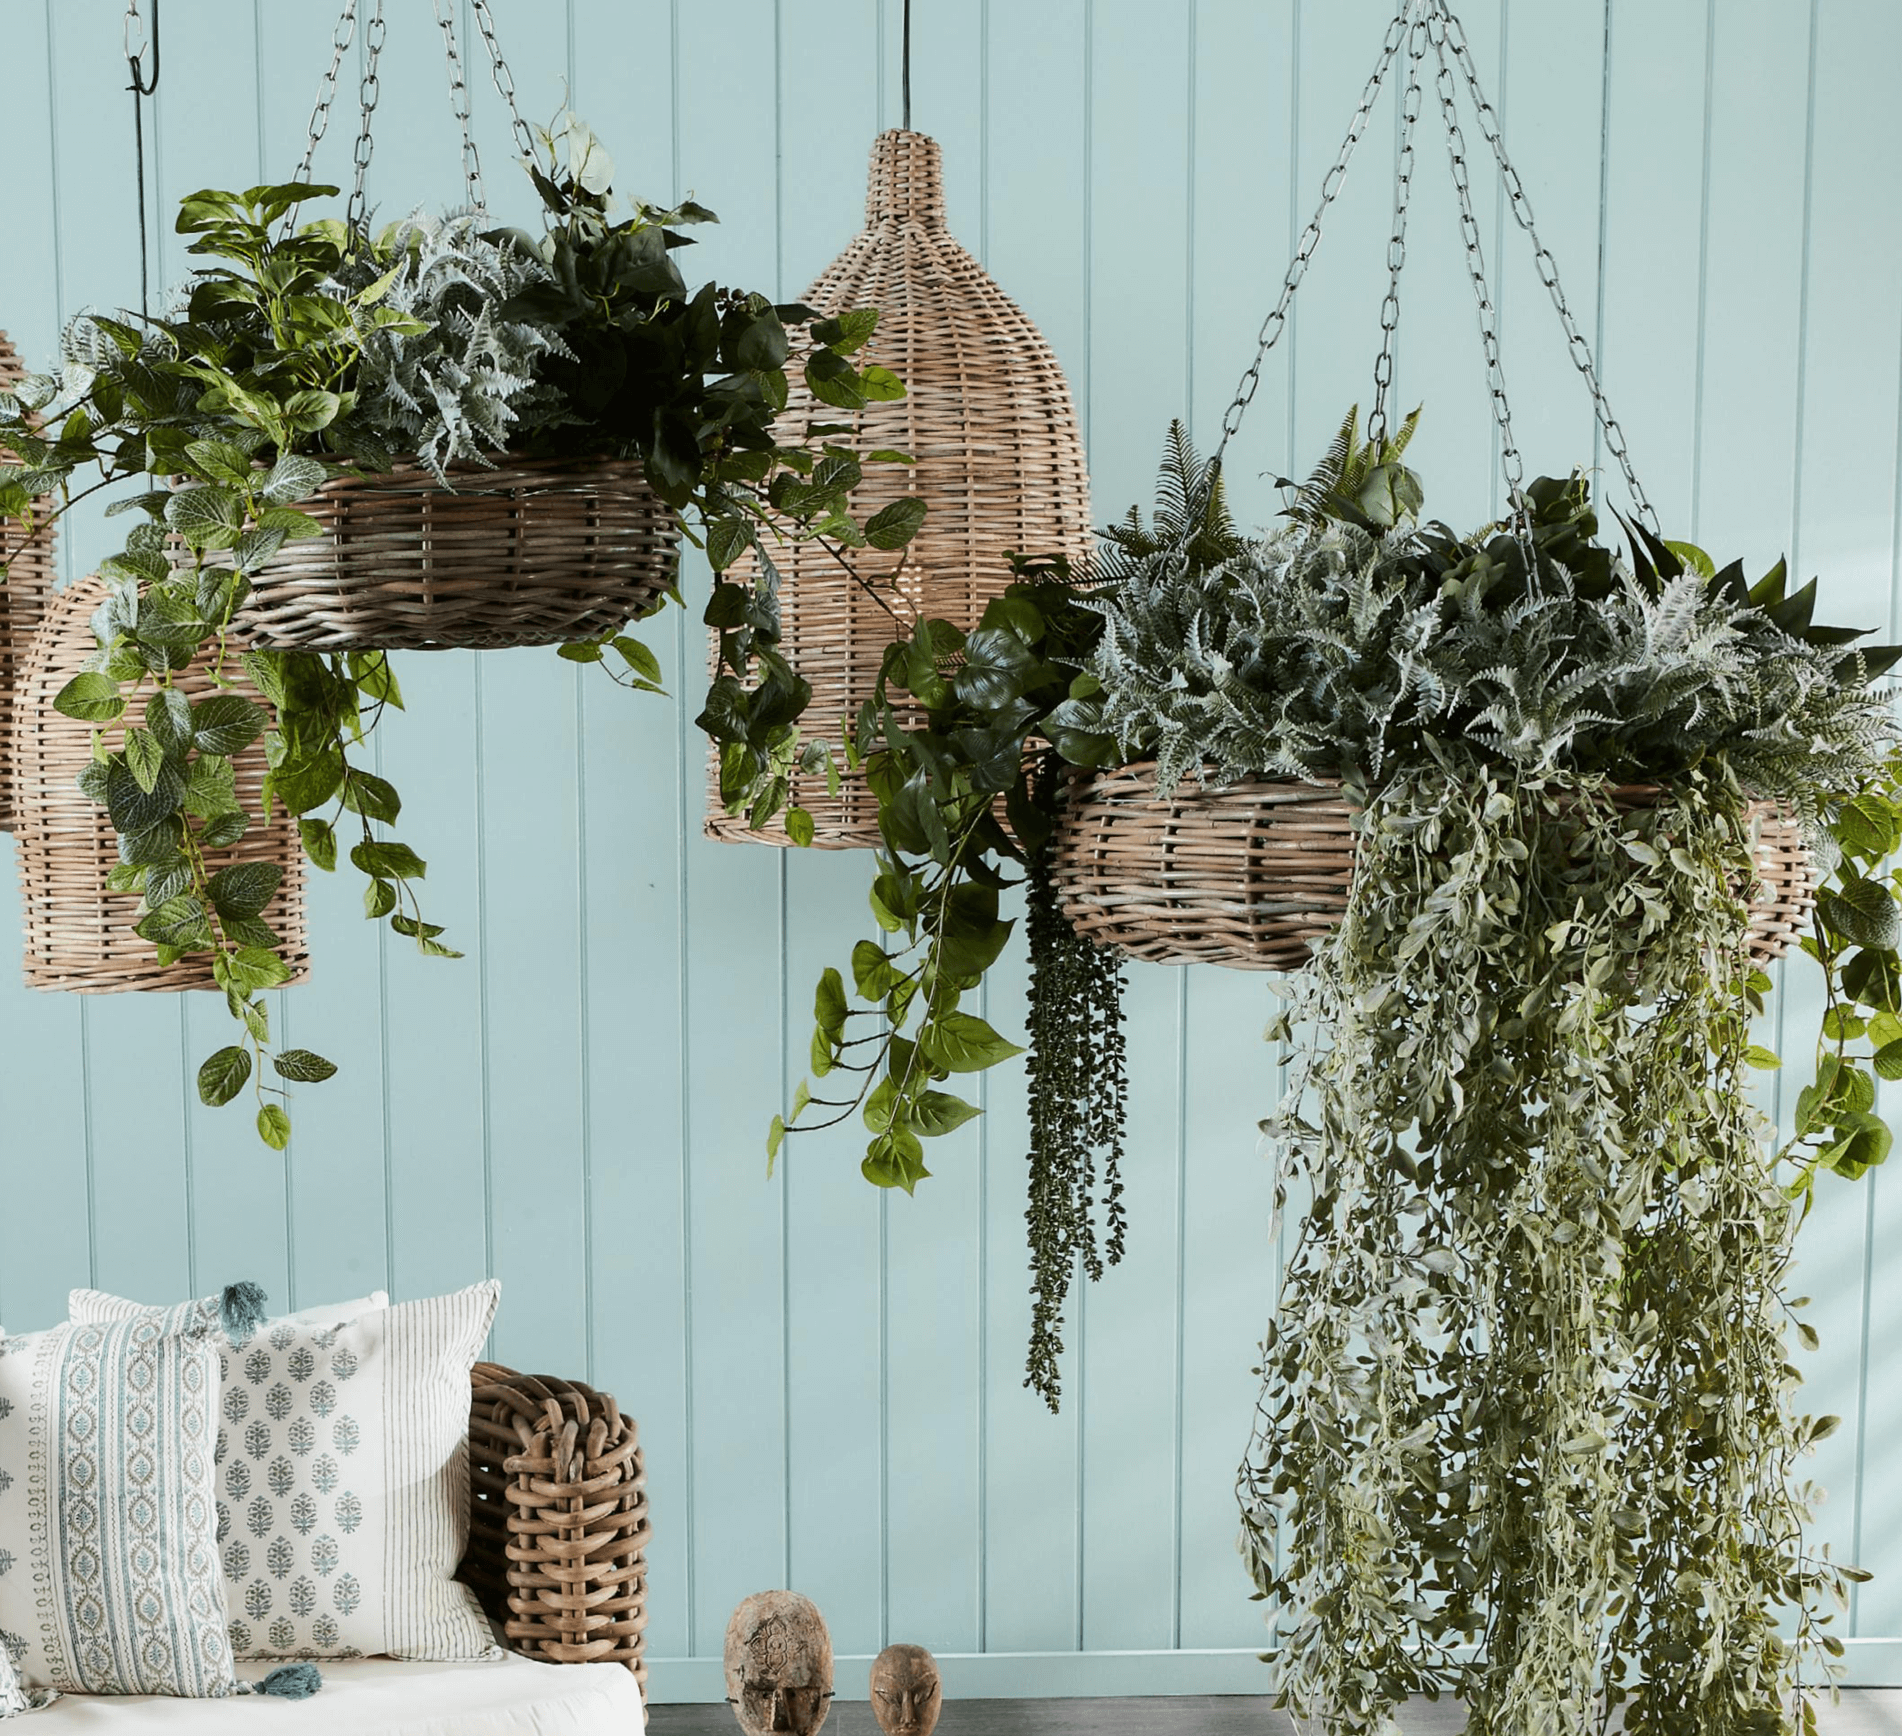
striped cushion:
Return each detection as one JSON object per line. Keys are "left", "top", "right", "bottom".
{"left": 0, "top": 1317, "right": 235, "bottom": 1699}
{"left": 68, "top": 1284, "right": 499, "bottom": 1664}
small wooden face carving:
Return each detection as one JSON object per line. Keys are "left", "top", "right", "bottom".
{"left": 870, "top": 1643, "right": 942, "bottom": 1736}
{"left": 724, "top": 1592, "right": 834, "bottom": 1736}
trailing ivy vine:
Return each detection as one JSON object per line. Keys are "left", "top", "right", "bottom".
{"left": 1239, "top": 765, "right": 1862, "bottom": 1735}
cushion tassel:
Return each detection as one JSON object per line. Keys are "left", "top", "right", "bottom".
{"left": 246, "top": 1664, "right": 323, "bottom": 1700}
{"left": 219, "top": 1281, "right": 270, "bottom": 1347}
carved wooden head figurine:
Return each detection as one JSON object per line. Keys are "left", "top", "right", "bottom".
{"left": 870, "top": 1643, "right": 942, "bottom": 1736}
{"left": 724, "top": 1591, "right": 834, "bottom": 1736}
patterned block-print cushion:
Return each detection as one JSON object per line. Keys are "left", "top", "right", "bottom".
{"left": 0, "top": 1317, "right": 236, "bottom": 1699}
{"left": 68, "top": 1283, "right": 500, "bottom": 1664}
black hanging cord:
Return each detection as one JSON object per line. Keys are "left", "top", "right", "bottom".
{"left": 901, "top": 0, "right": 911, "bottom": 131}
{"left": 126, "top": 0, "right": 160, "bottom": 315}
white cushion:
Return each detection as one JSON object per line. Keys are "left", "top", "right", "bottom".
{"left": 0, "top": 1654, "right": 643, "bottom": 1733}
{"left": 66, "top": 1285, "right": 499, "bottom": 1665}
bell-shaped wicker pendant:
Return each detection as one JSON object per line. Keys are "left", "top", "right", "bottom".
{"left": 1, "top": 329, "right": 58, "bottom": 834}
{"left": 706, "top": 130, "right": 1094, "bottom": 848}
{"left": 13, "top": 575, "right": 310, "bottom": 992}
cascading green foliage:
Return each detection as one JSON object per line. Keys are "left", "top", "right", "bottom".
{"left": 1240, "top": 765, "right": 1862, "bottom": 1736}
{"left": 0, "top": 111, "right": 923, "bottom": 1149}
{"left": 1022, "top": 784, "right": 1128, "bottom": 1411}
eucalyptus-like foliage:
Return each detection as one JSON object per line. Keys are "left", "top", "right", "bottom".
{"left": 1080, "top": 427, "right": 1892, "bottom": 806}
{"left": 1241, "top": 766, "right": 1859, "bottom": 1736}
{"left": 335, "top": 211, "right": 569, "bottom": 481}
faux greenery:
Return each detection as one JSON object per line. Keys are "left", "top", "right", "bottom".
{"left": 1022, "top": 789, "right": 1128, "bottom": 1409}
{"left": 764, "top": 553, "right": 1130, "bottom": 1406}
{"left": 1239, "top": 765, "right": 1861, "bottom": 1734}
{"left": 0, "top": 111, "right": 922, "bottom": 1148}
{"left": 1077, "top": 415, "right": 1893, "bottom": 799}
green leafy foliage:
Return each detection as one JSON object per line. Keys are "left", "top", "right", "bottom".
{"left": 1241, "top": 767, "right": 1855, "bottom": 1733}
{"left": 0, "top": 124, "right": 925, "bottom": 1151}
{"left": 1788, "top": 752, "right": 1902, "bottom": 1189}
{"left": 1079, "top": 420, "right": 1893, "bottom": 800}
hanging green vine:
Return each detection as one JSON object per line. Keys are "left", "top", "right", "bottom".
{"left": 1022, "top": 755, "right": 1128, "bottom": 1411}
{"left": 1239, "top": 765, "right": 1862, "bottom": 1736}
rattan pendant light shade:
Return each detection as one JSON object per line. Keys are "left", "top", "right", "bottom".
{"left": 13, "top": 576, "right": 309, "bottom": 992}
{"left": 706, "top": 129, "right": 1095, "bottom": 848}
{"left": 1, "top": 329, "right": 57, "bottom": 833}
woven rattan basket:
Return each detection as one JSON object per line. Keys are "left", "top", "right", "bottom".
{"left": 12, "top": 575, "right": 309, "bottom": 992}
{"left": 225, "top": 454, "right": 680, "bottom": 651}
{"left": 1050, "top": 763, "right": 1815, "bottom": 972}
{"left": 1, "top": 329, "right": 57, "bottom": 832}
{"left": 463, "top": 1363, "right": 651, "bottom": 1699}
{"left": 706, "top": 129, "right": 1094, "bottom": 848}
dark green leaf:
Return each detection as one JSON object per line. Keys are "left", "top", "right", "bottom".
{"left": 197, "top": 1045, "right": 253, "bottom": 1107}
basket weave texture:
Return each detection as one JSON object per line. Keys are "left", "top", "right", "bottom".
{"left": 226, "top": 454, "right": 680, "bottom": 651}
{"left": 706, "top": 128, "right": 1094, "bottom": 849}
{"left": 1051, "top": 763, "right": 1816, "bottom": 973}
{"left": 12, "top": 574, "right": 309, "bottom": 992}
{"left": 2, "top": 329, "right": 57, "bottom": 832}
{"left": 463, "top": 1363, "right": 651, "bottom": 1698}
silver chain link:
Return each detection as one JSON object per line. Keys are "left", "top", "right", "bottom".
{"left": 345, "top": 0, "right": 386, "bottom": 231}
{"left": 432, "top": 0, "right": 487, "bottom": 211}
{"left": 1425, "top": 12, "right": 1531, "bottom": 536}
{"left": 1215, "top": 0, "right": 1659, "bottom": 541}
{"left": 290, "top": 0, "right": 359, "bottom": 195}
{"left": 1431, "top": 0, "right": 1657, "bottom": 532}
{"left": 1368, "top": 17, "right": 1431, "bottom": 448}
{"left": 1213, "top": 3, "right": 1415, "bottom": 464}
{"left": 469, "top": 0, "right": 540, "bottom": 164}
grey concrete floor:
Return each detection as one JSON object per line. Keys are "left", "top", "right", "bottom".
{"left": 649, "top": 1690, "right": 1902, "bottom": 1734}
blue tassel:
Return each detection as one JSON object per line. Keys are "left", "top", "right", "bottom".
{"left": 219, "top": 1281, "right": 270, "bottom": 1347}
{"left": 252, "top": 1664, "right": 322, "bottom": 1700}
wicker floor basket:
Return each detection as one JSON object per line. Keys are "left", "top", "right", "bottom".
{"left": 1, "top": 328, "right": 56, "bottom": 833}
{"left": 228, "top": 454, "right": 680, "bottom": 651}
{"left": 1050, "top": 763, "right": 1816, "bottom": 972}
{"left": 12, "top": 575, "right": 310, "bottom": 992}
{"left": 705, "top": 129, "right": 1094, "bottom": 849}
{"left": 463, "top": 1363, "right": 651, "bottom": 1700}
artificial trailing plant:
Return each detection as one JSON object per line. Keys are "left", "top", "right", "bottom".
{"left": 1240, "top": 767, "right": 1862, "bottom": 1735}
{"left": 1047, "top": 413, "right": 1895, "bottom": 1729}
{"left": 766, "top": 553, "right": 1126, "bottom": 1407}
{"left": 0, "top": 109, "right": 922, "bottom": 1148}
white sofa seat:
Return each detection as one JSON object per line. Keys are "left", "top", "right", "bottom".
{"left": 19, "top": 1655, "right": 644, "bottom": 1735}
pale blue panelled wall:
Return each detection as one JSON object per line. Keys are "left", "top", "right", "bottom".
{"left": 1, "top": 0, "right": 1900, "bottom": 1701}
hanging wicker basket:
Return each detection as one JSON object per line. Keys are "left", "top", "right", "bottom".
{"left": 706, "top": 129, "right": 1095, "bottom": 849}
{"left": 223, "top": 454, "right": 680, "bottom": 652}
{"left": 1050, "top": 763, "right": 1815, "bottom": 972}
{"left": 463, "top": 1363, "right": 651, "bottom": 1697}
{"left": 12, "top": 575, "right": 309, "bottom": 992}
{"left": 1, "top": 328, "right": 57, "bottom": 833}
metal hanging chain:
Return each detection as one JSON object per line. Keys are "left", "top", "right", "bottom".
{"left": 345, "top": 0, "right": 388, "bottom": 231}
{"left": 469, "top": 0, "right": 540, "bottom": 164}
{"left": 432, "top": 0, "right": 487, "bottom": 211}
{"left": 1368, "top": 16, "right": 1431, "bottom": 449}
{"left": 124, "top": 0, "right": 161, "bottom": 315}
{"left": 1430, "top": 0, "right": 1656, "bottom": 532}
{"left": 1214, "top": 2, "right": 1416, "bottom": 464}
{"left": 283, "top": 0, "right": 360, "bottom": 242}
{"left": 903, "top": 0, "right": 913, "bottom": 132}
{"left": 1425, "top": 13, "right": 1530, "bottom": 534}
